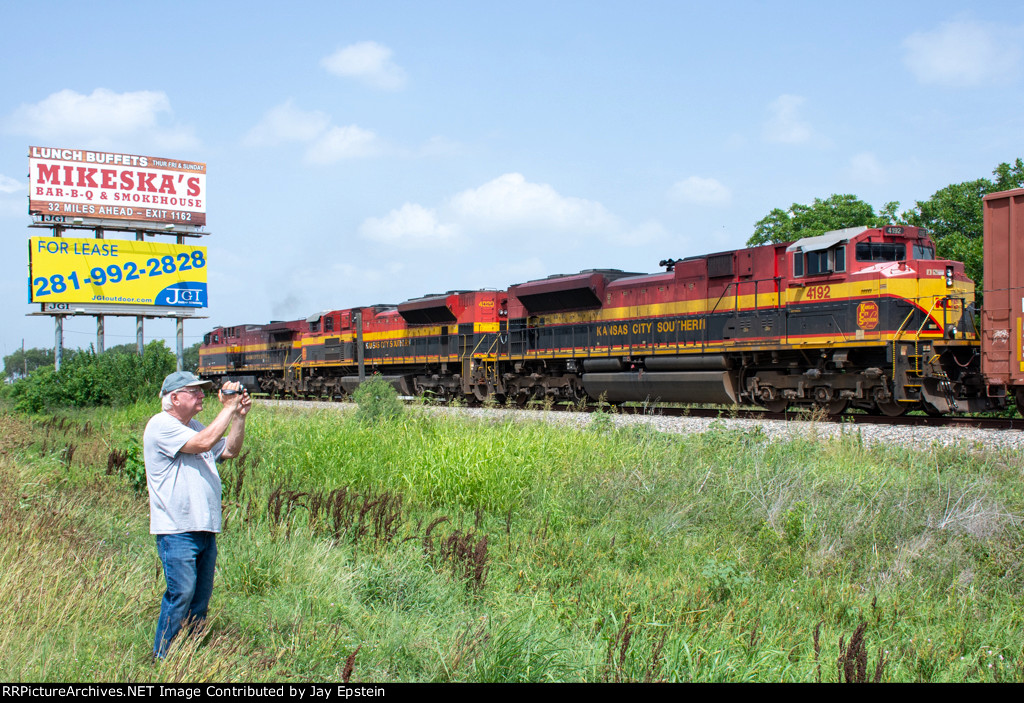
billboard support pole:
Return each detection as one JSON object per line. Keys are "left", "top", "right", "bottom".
{"left": 95, "top": 226, "right": 104, "bottom": 354}
{"left": 136, "top": 230, "right": 145, "bottom": 355}
{"left": 176, "top": 320, "right": 184, "bottom": 372}
{"left": 54, "top": 315, "right": 63, "bottom": 371}
{"left": 53, "top": 224, "right": 63, "bottom": 370}
{"left": 176, "top": 234, "right": 185, "bottom": 371}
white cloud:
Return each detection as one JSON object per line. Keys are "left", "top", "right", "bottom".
{"left": 903, "top": 20, "right": 1022, "bottom": 87}
{"left": 243, "top": 100, "right": 330, "bottom": 146}
{"left": 242, "top": 100, "right": 379, "bottom": 163}
{"left": 359, "top": 203, "right": 458, "bottom": 245}
{"left": 449, "top": 173, "right": 617, "bottom": 232}
{"left": 0, "top": 174, "right": 23, "bottom": 194}
{"left": 4, "top": 88, "right": 198, "bottom": 151}
{"left": 668, "top": 176, "right": 731, "bottom": 206}
{"left": 764, "top": 94, "right": 813, "bottom": 145}
{"left": 321, "top": 41, "right": 407, "bottom": 90}
{"left": 358, "top": 173, "right": 650, "bottom": 252}
{"left": 305, "top": 125, "right": 380, "bottom": 163}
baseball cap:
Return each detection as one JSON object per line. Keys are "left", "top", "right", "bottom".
{"left": 160, "top": 371, "right": 214, "bottom": 397}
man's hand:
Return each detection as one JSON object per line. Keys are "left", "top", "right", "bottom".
{"left": 238, "top": 390, "right": 252, "bottom": 417}
{"left": 218, "top": 381, "right": 244, "bottom": 411}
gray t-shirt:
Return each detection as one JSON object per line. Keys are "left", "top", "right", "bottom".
{"left": 143, "top": 411, "right": 226, "bottom": 535}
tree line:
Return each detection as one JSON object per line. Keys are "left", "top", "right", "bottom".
{"left": 2, "top": 341, "right": 201, "bottom": 412}
{"left": 746, "top": 157, "right": 1024, "bottom": 296}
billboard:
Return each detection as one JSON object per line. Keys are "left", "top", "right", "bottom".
{"left": 28, "top": 146, "right": 206, "bottom": 227}
{"left": 29, "top": 236, "right": 208, "bottom": 308}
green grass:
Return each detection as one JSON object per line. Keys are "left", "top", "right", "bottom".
{"left": 1, "top": 401, "right": 1023, "bottom": 682}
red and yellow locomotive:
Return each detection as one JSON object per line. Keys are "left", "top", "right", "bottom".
{"left": 200, "top": 220, "right": 999, "bottom": 415}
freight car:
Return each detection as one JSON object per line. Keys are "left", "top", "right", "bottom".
{"left": 200, "top": 218, "right": 1012, "bottom": 416}
{"left": 980, "top": 187, "right": 1024, "bottom": 408}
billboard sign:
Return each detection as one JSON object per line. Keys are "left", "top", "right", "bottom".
{"left": 29, "top": 236, "right": 208, "bottom": 308}
{"left": 28, "top": 146, "right": 206, "bottom": 227}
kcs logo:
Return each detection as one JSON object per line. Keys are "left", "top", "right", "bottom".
{"left": 857, "top": 301, "right": 879, "bottom": 330}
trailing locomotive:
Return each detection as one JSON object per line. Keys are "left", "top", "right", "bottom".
{"left": 200, "top": 215, "right": 1015, "bottom": 416}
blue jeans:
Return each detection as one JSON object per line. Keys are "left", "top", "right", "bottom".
{"left": 154, "top": 531, "right": 217, "bottom": 658}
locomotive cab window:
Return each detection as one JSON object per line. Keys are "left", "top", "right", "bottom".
{"left": 856, "top": 242, "right": 906, "bottom": 262}
{"left": 806, "top": 250, "right": 829, "bottom": 275}
{"left": 796, "top": 245, "right": 845, "bottom": 277}
{"left": 913, "top": 244, "right": 935, "bottom": 260}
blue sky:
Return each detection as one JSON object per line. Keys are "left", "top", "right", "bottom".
{"left": 2, "top": 1, "right": 1022, "bottom": 356}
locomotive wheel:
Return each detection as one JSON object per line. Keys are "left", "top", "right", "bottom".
{"left": 823, "top": 398, "right": 848, "bottom": 415}
{"left": 875, "top": 399, "right": 906, "bottom": 417}
{"left": 760, "top": 398, "right": 789, "bottom": 413}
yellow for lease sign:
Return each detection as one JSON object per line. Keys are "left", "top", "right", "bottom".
{"left": 28, "top": 236, "right": 208, "bottom": 308}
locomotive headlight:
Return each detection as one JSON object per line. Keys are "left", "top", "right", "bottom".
{"left": 945, "top": 266, "right": 954, "bottom": 288}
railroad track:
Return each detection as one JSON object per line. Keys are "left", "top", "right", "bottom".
{"left": 613, "top": 405, "right": 1024, "bottom": 431}
{"left": 257, "top": 394, "right": 1024, "bottom": 431}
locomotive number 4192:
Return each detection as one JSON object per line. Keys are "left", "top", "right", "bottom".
{"left": 805, "top": 285, "right": 831, "bottom": 300}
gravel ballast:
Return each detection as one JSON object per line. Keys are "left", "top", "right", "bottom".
{"left": 261, "top": 400, "right": 1024, "bottom": 452}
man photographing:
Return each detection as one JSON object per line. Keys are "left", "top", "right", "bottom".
{"left": 144, "top": 371, "right": 251, "bottom": 659}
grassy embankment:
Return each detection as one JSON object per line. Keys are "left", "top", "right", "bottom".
{"left": 1, "top": 400, "right": 1022, "bottom": 682}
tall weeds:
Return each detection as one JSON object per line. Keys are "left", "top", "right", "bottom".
{"left": 2, "top": 402, "right": 1024, "bottom": 682}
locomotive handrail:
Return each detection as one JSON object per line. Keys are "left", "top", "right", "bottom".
{"left": 709, "top": 281, "right": 736, "bottom": 315}
{"left": 892, "top": 308, "right": 917, "bottom": 383}
{"left": 891, "top": 296, "right": 943, "bottom": 381}
{"left": 466, "top": 332, "right": 504, "bottom": 389}
{"left": 912, "top": 297, "right": 943, "bottom": 375}
{"left": 915, "top": 297, "right": 941, "bottom": 337}
{"left": 709, "top": 276, "right": 785, "bottom": 316}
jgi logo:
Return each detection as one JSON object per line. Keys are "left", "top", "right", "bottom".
{"left": 157, "top": 284, "right": 206, "bottom": 307}
{"left": 167, "top": 288, "right": 202, "bottom": 305}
